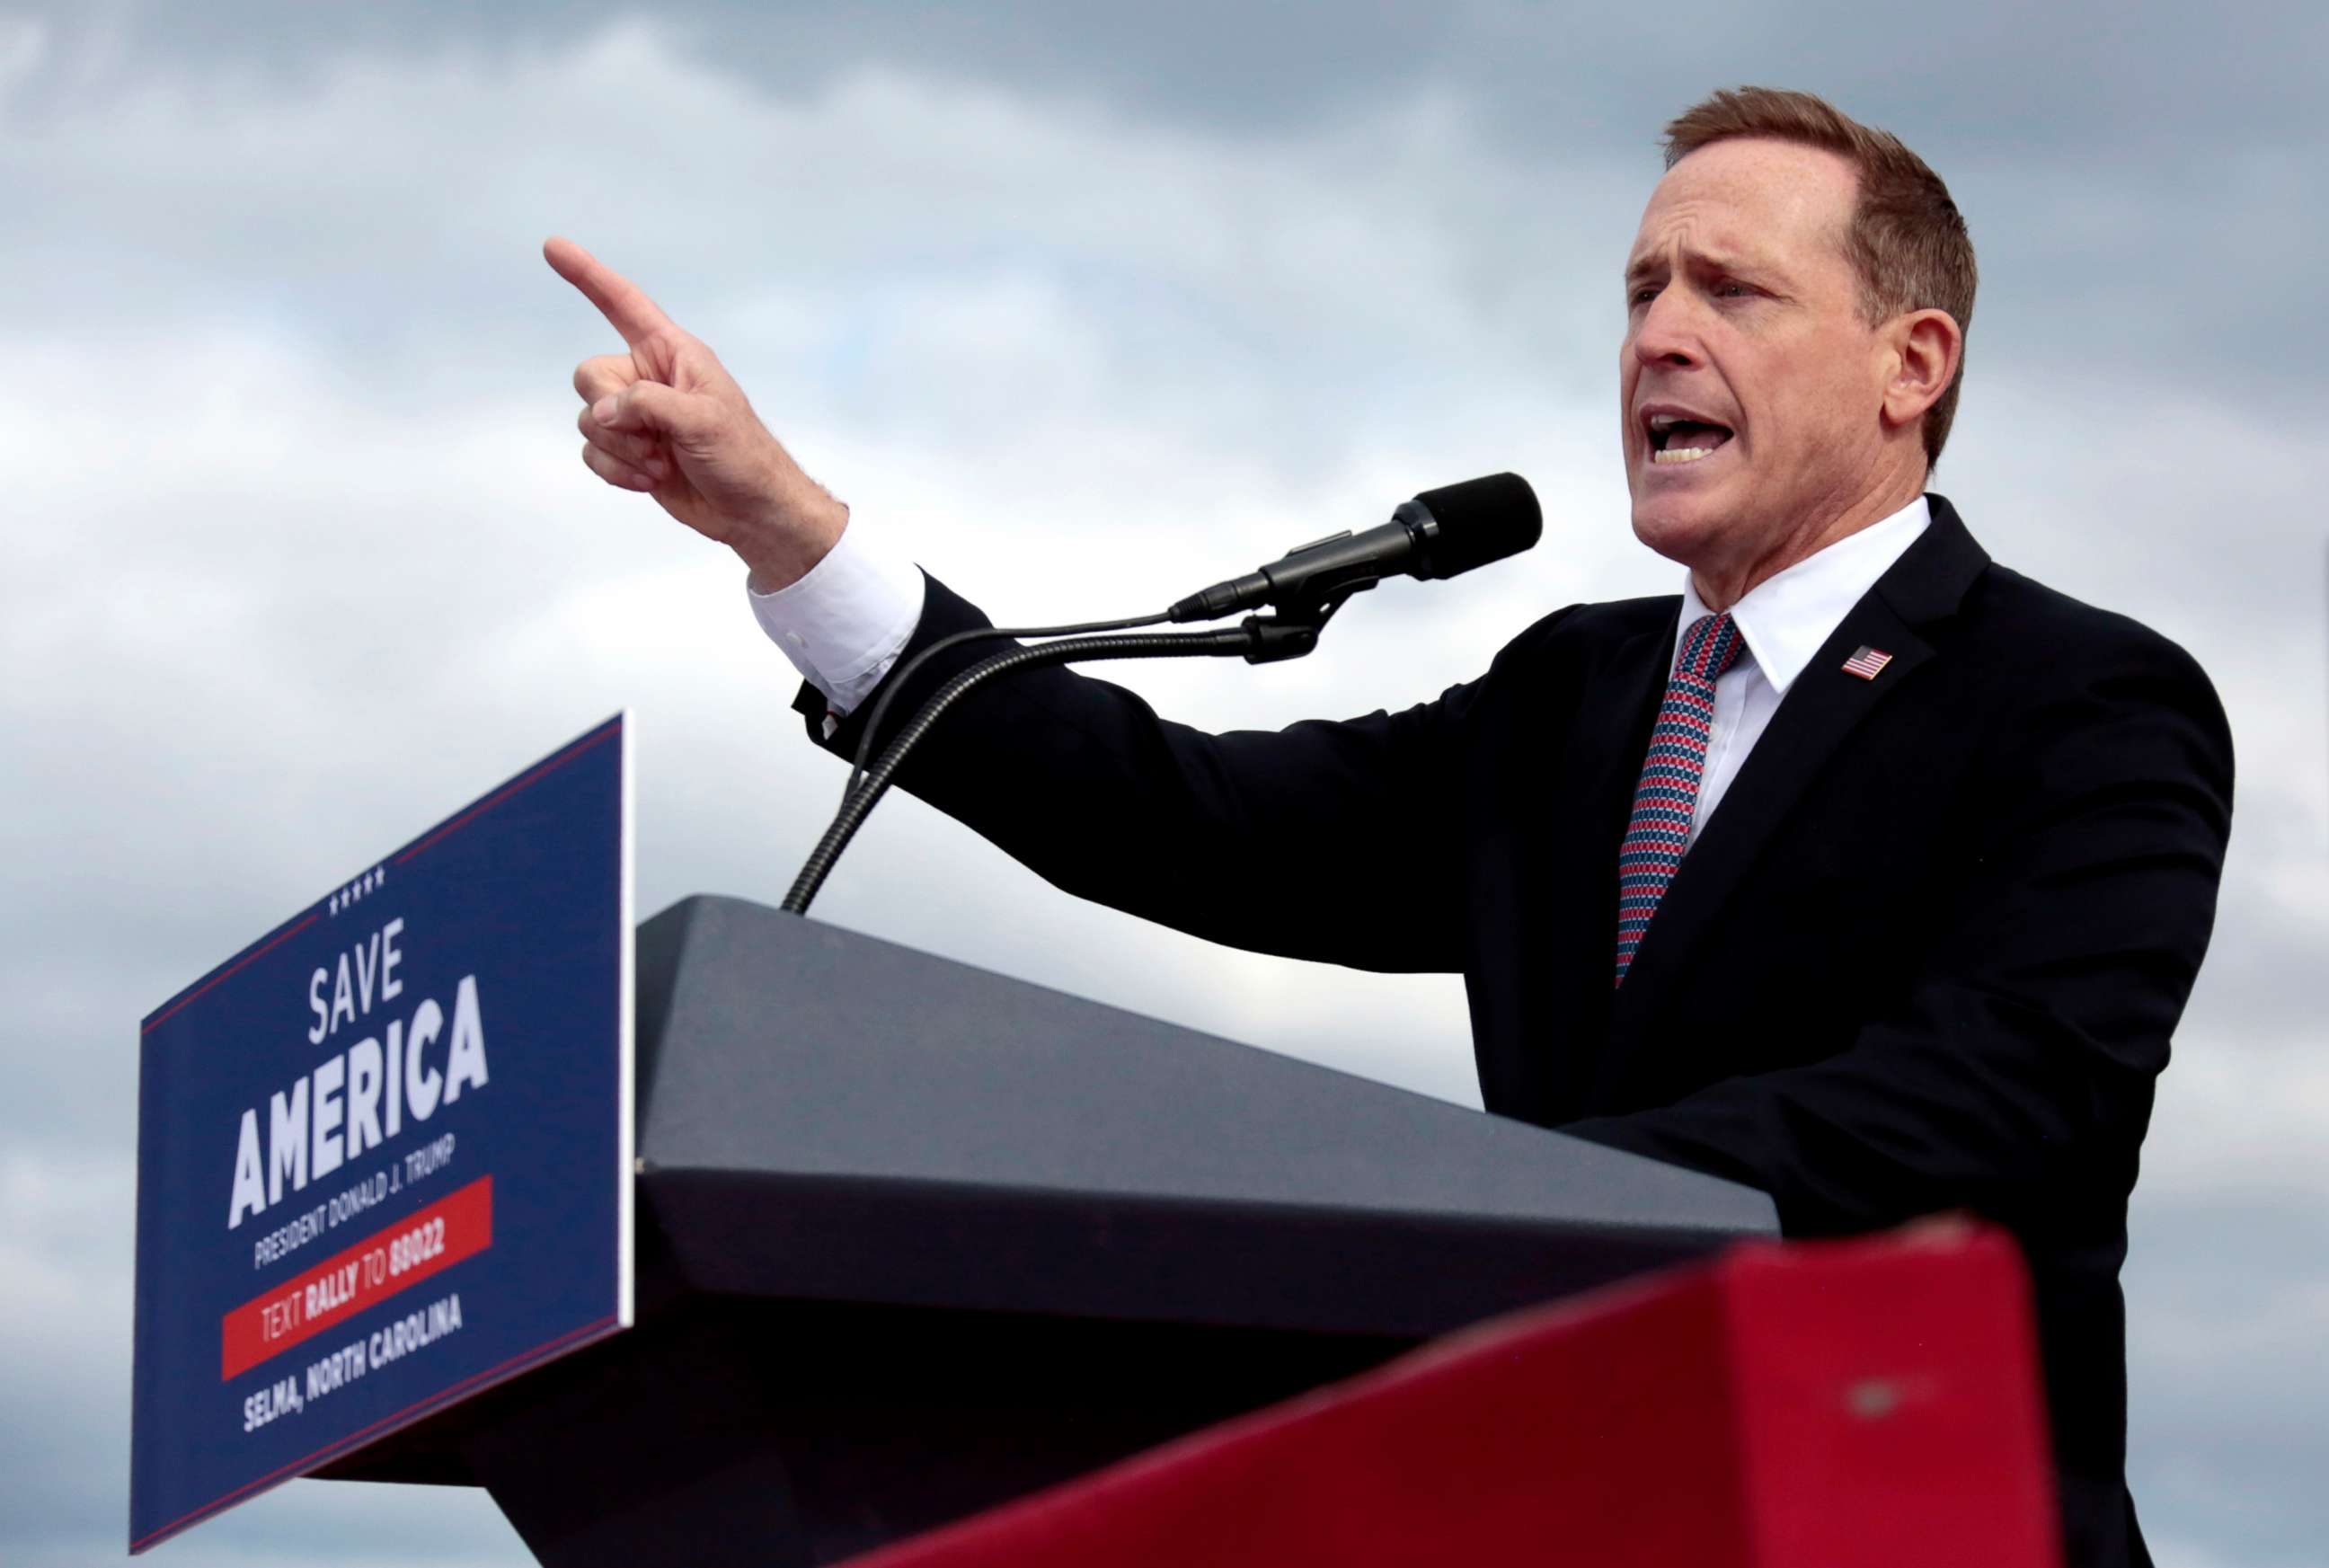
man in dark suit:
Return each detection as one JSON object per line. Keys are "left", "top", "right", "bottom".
{"left": 550, "top": 86, "right": 2232, "bottom": 1568}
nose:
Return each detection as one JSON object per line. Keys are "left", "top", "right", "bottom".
{"left": 1630, "top": 287, "right": 1703, "bottom": 372}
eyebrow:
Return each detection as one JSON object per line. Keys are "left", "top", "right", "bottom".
{"left": 1625, "top": 249, "right": 1773, "bottom": 287}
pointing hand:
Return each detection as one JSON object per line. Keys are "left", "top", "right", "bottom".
{"left": 545, "top": 235, "right": 846, "bottom": 589}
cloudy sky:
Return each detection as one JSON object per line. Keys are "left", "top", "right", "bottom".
{"left": 4, "top": 2, "right": 2323, "bottom": 1564}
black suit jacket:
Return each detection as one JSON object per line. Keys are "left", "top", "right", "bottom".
{"left": 796, "top": 494, "right": 2233, "bottom": 1568}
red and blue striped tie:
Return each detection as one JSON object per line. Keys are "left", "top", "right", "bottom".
{"left": 1615, "top": 611, "right": 1743, "bottom": 986}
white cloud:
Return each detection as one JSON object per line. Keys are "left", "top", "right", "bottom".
{"left": 0, "top": 12, "right": 45, "bottom": 93}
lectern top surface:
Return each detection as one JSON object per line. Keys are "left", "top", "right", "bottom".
{"left": 633, "top": 898, "right": 1774, "bottom": 1239}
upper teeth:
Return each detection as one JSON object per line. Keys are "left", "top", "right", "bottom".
{"left": 1648, "top": 413, "right": 1700, "bottom": 430}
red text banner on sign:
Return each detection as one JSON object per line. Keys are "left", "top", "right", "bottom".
{"left": 220, "top": 1175, "right": 493, "bottom": 1380}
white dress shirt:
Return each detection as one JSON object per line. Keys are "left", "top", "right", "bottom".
{"left": 1664, "top": 495, "right": 1929, "bottom": 845}
{"left": 748, "top": 496, "right": 1933, "bottom": 837}
{"left": 747, "top": 525, "right": 927, "bottom": 716}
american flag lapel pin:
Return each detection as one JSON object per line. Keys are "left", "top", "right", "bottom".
{"left": 1841, "top": 645, "right": 1894, "bottom": 680}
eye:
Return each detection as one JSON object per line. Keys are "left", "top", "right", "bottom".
{"left": 1714, "top": 279, "right": 1753, "bottom": 299}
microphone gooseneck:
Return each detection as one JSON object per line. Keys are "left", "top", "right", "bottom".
{"left": 787, "top": 625, "right": 1260, "bottom": 916}
{"left": 846, "top": 610, "right": 1174, "bottom": 798}
{"left": 790, "top": 473, "right": 1542, "bottom": 916}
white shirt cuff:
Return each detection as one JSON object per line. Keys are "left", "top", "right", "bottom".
{"left": 746, "top": 526, "right": 926, "bottom": 717}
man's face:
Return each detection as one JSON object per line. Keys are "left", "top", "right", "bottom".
{"left": 1620, "top": 138, "right": 1896, "bottom": 576}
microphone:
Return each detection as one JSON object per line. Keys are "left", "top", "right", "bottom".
{"left": 1166, "top": 473, "right": 1541, "bottom": 624}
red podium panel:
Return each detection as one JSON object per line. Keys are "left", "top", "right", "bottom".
{"left": 844, "top": 1224, "right": 2059, "bottom": 1568}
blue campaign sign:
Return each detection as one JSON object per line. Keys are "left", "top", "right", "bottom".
{"left": 130, "top": 714, "right": 634, "bottom": 1553}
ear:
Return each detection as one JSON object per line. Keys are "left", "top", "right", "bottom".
{"left": 1879, "top": 308, "right": 1962, "bottom": 433}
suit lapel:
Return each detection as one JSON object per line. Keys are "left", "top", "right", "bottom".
{"left": 1522, "top": 609, "right": 1676, "bottom": 1119}
{"left": 1601, "top": 495, "right": 1991, "bottom": 1046}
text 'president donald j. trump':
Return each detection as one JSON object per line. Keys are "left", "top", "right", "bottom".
{"left": 547, "top": 85, "right": 2233, "bottom": 1568}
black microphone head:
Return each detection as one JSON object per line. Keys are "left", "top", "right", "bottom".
{"left": 1396, "top": 473, "right": 1541, "bottom": 580}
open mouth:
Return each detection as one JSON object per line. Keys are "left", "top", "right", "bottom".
{"left": 1645, "top": 412, "right": 1735, "bottom": 465}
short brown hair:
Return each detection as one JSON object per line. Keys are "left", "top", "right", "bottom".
{"left": 1663, "top": 87, "right": 1977, "bottom": 469}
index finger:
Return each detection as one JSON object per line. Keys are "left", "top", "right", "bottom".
{"left": 543, "top": 235, "right": 678, "bottom": 348}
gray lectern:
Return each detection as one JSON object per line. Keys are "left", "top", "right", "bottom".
{"left": 318, "top": 895, "right": 1775, "bottom": 1565}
